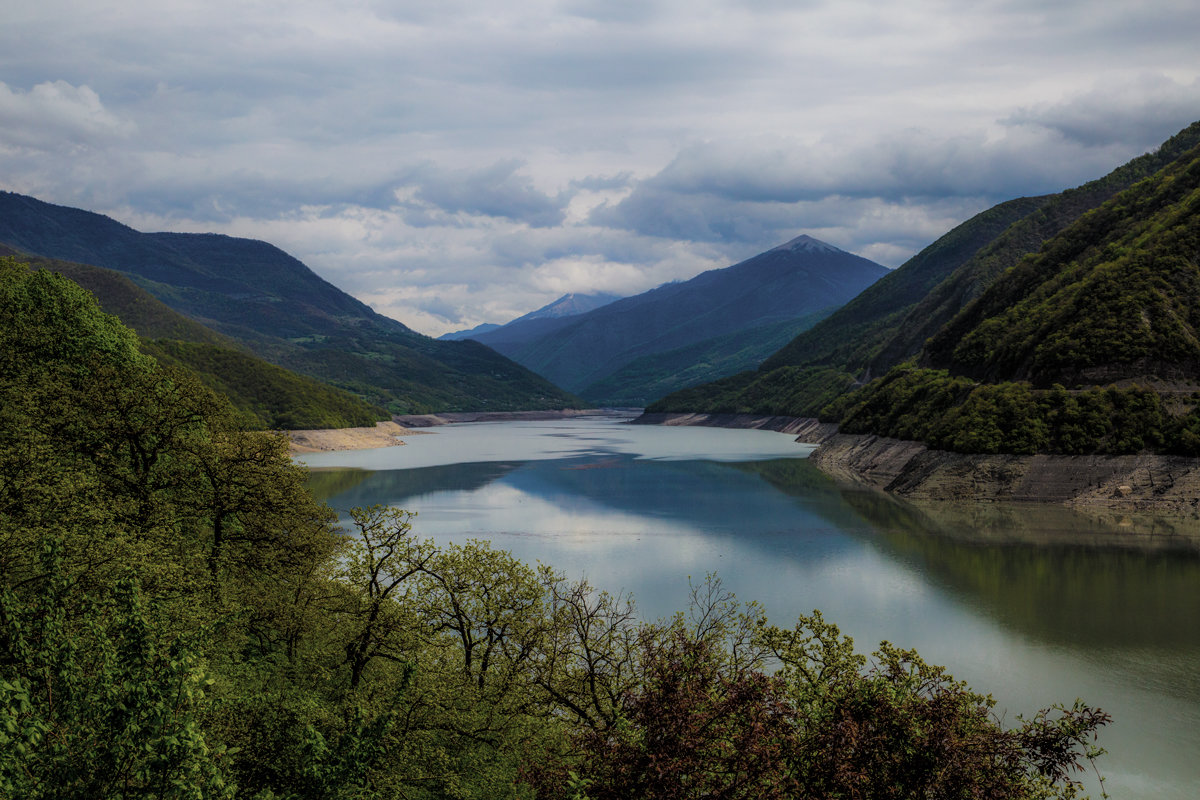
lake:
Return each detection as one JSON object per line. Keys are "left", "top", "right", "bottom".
{"left": 299, "top": 413, "right": 1200, "bottom": 800}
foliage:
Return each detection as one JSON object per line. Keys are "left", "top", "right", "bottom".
{"left": 579, "top": 310, "right": 834, "bottom": 407}
{"left": 799, "top": 136, "right": 1200, "bottom": 456}
{"left": 831, "top": 368, "right": 1187, "bottom": 455}
{"left": 0, "top": 541, "right": 235, "bottom": 800}
{"left": 660, "top": 121, "right": 1200, "bottom": 426}
{"left": 1, "top": 253, "right": 1112, "bottom": 798}
{"left": 141, "top": 340, "right": 387, "bottom": 430}
{"left": 0, "top": 195, "right": 583, "bottom": 413}
{"left": 648, "top": 365, "right": 858, "bottom": 418}
{"left": 925, "top": 140, "right": 1200, "bottom": 388}
{"left": 526, "top": 583, "right": 1109, "bottom": 800}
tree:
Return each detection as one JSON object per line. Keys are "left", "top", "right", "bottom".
{"left": 337, "top": 505, "right": 433, "bottom": 691}
{"left": 0, "top": 540, "right": 235, "bottom": 800}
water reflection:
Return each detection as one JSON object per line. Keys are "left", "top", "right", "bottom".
{"left": 303, "top": 421, "right": 1200, "bottom": 799}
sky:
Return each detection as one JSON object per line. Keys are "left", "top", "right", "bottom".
{"left": 2, "top": 0, "right": 1198, "bottom": 336}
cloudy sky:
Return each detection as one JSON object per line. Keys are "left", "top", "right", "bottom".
{"left": 2, "top": 0, "right": 1198, "bottom": 335}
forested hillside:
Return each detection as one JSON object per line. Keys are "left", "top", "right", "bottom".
{"left": 652, "top": 121, "right": 1200, "bottom": 418}
{"left": 831, "top": 131, "right": 1200, "bottom": 455}
{"left": 0, "top": 245, "right": 385, "bottom": 430}
{"left": 0, "top": 253, "right": 1106, "bottom": 797}
{"left": 474, "top": 235, "right": 887, "bottom": 404}
{"left": 0, "top": 193, "right": 580, "bottom": 414}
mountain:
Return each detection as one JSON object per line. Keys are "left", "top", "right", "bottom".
{"left": 516, "top": 291, "right": 624, "bottom": 321}
{"left": 577, "top": 310, "right": 834, "bottom": 407}
{"left": 829, "top": 128, "right": 1200, "bottom": 455}
{"left": 439, "top": 292, "right": 621, "bottom": 343}
{"left": 438, "top": 322, "right": 502, "bottom": 341}
{"left": 0, "top": 192, "right": 580, "bottom": 414}
{"left": 651, "top": 120, "right": 1200, "bottom": 418}
{"left": 474, "top": 235, "right": 888, "bottom": 403}
{"left": 0, "top": 244, "right": 387, "bottom": 429}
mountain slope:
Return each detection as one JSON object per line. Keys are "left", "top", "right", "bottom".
{"left": 0, "top": 245, "right": 386, "bottom": 429}
{"left": 651, "top": 120, "right": 1200, "bottom": 417}
{"left": 833, "top": 132, "right": 1200, "bottom": 455}
{"left": 438, "top": 322, "right": 501, "bottom": 341}
{"left": 482, "top": 235, "right": 887, "bottom": 400}
{"left": 578, "top": 309, "right": 834, "bottom": 407}
{"left": 463, "top": 292, "right": 623, "bottom": 348}
{"left": 0, "top": 192, "right": 579, "bottom": 413}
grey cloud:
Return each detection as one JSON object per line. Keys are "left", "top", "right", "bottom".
{"left": 0, "top": 80, "right": 135, "bottom": 152}
{"left": 587, "top": 183, "right": 954, "bottom": 256}
{"left": 1005, "top": 75, "right": 1200, "bottom": 149}
{"left": 589, "top": 118, "right": 1184, "bottom": 246}
{"left": 399, "top": 161, "right": 570, "bottom": 228}
{"left": 644, "top": 130, "right": 1128, "bottom": 204}
{"left": 561, "top": 0, "right": 662, "bottom": 24}
{"left": 569, "top": 173, "right": 634, "bottom": 191}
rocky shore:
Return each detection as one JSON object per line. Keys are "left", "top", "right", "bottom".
{"left": 634, "top": 412, "right": 1200, "bottom": 512}
{"left": 811, "top": 433, "right": 1200, "bottom": 513}
{"left": 630, "top": 411, "right": 837, "bottom": 438}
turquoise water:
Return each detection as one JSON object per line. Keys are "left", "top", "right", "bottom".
{"left": 300, "top": 415, "right": 1200, "bottom": 799}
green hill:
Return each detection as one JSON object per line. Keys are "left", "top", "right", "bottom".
{"left": 0, "top": 245, "right": 386, "bottom": 429}
{"left": 579, "top": 309, "right": 833, "bottom": 407}
{"left": 474, "top": 235, "right": 887, "bottom": 402}
{"left": 0, "top": 193, "right": 580, "bottom": 414}
{"left": 832, "top": 131, "right": 1200, "bottom": 455}
{"left": 651, "top": 121, "right": 1200, "bottom": 417}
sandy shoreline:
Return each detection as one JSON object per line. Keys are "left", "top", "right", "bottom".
{"left": 286, "top": 409, "right": 622, "bottom": 454}
{"left": 286, "top": 420, "right": 430, "bottom": 453}
{"left": 393, "top": 408, "right": 626, "bottom": 427}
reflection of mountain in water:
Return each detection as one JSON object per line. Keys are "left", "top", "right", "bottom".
{"left": 311, "top": 451, "right": 1200, "bottom": 704}
{"left": 312, "top": 454, "right": 875, "bottom": 567}
{"left": 839, "top": 490, "right": 1200, "bottom": 651}
{"left": 305, "top": 468, "right": 372, "bottom": 503}
{"left": 308, "top": 461, "right": 525, "bottom": 510}
{"left": 509, "top": 456, "right": 874, "bottom": 561}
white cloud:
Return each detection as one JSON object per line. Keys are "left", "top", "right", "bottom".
{"left": 0, "top": 81, "right": 135, "bottom": 153}
{"left": 0, "top": 1, "right": 1197, "bottom": 336}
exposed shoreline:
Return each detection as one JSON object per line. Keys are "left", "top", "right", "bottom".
{"left": 286, "top": 420, "right": 428, "bottom": 454}
{"left": 287, "top": 409, "right": 625, "bottom": 454}
{"left": 633, "top": 411, "right": 1200, "bottom": 512}
{"left": 393, "top": 408, "right": 628, "bottom": 428}
{"left": 630, "top": 411, "right": 836, "bottom": 438}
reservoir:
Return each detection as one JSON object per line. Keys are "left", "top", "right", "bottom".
{"left": 300, "top": 413, "right": 1200, "bottom": 800}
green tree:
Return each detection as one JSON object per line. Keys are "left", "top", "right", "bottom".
{"left": 0, "top": 540, "right": 235, "bottom": 799}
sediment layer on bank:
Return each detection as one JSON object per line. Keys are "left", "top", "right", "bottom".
{"left": 634, "top": 412, "right": 1200, "bottom": 511}
{"left": 811, "top": 433, "right": 1200, "bottom": 512}
{"left": 631, "top": 411, "right": 838, "bottom": 441}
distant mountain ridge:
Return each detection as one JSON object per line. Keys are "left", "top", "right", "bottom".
{"left": 474, "top": 235, "right": 889, "bottom": 403}
{"left": 0, "top": 192, "right": 580, "bottom": 413}
{"left": 652, "top": 120, "right": 1200, "bottom": 419}
{"left": 438, "top": 292, "right": 622, "bottom": 342}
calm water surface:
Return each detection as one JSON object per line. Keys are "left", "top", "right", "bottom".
{"left": 300, "top": 414, "right": 1200, "bottom": 800}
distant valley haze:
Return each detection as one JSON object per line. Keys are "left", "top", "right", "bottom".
{"left": 2, "top": 0, "right": 1198, "bottom": 336}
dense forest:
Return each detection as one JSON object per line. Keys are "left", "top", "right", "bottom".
{"left": 652, "top": 122, "right": 1200, "bottom": 458}
{"left": 2, "top": 254, "right": 1110, "bottom": 797}
{"left": 0, "top": 194, "right": 582, "bottom": 416}
{"left": 652, "top": 122, "right": 1200, "bottom": 450}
